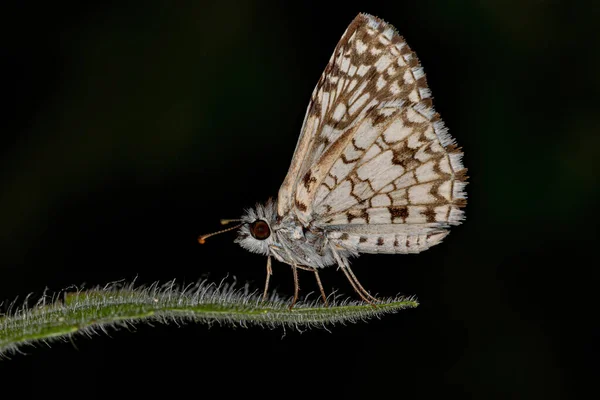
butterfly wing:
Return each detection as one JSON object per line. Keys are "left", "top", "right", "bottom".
{"left": 317, "top": 101, "right": 467, "bottom": 254}
{"left": 278, "top": 12, "right": 413, "bottom": 220}
{"left": 277, "top": 13, "right": 467, "bottom": 253}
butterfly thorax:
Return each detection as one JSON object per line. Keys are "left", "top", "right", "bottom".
{"left": 235, "top": 199, "right": 353, "bottom": 268}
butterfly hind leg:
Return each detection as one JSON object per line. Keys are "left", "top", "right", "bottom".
{"left": 341, "top": 263, "right": 379, "bottom": 305}
{"left": 289, "top": 263, "right": 300, "bottom": 309}
{"left": 330, "top": 246, "right": 379, "bottom": 305}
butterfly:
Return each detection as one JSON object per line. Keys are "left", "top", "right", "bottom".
{"left": 199, "top": 13, "right": 467, "bottom": 308}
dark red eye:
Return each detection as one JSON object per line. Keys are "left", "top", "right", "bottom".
{"left": 250, "top": 220, "right": 271, "bottom": 240}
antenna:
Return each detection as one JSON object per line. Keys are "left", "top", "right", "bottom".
{"left": 197, "top": 219, "right": 243, "bottom": 244}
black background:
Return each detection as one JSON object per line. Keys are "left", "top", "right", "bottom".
{"left": 1, "top": 1, "right": 598, "bottom": 398}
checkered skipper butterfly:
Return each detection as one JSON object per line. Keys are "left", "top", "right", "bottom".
{"left": 200, "top": 13, "right": 467, "bottom": 308}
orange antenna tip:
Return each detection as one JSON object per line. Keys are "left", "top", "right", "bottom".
{"left": 197, "top": 222, "right": 243, "bottom": 245}
{"left": 220, "top": 219, "right": 242, "bottom": 225}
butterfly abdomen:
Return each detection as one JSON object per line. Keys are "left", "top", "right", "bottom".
{"left": 328, "top": 229, "right": 448, "bottom": 255}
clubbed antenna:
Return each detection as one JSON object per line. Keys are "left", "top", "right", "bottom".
{"left": 198, "top": 219, "right": 243, "bottom": 244}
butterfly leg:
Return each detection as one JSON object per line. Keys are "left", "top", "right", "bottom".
{"left": 262, "top": 255, "right": 273, "bottom": 301}
{"left": 275, "top": 245, "right": 302, "bottom": 309}
{"left": 343, "top": 261, "right": 380, "bottom": 304}
{"left": 271, "top": 246, "right": 302, "bottom": 309}
{"left": 330, "top": 245, "right": 378, "bottom": 305}
{"left": 339, "top": 266, "right": 376, "bottom": 305}
{"left": 297, "top": 265, "right": 329, "bottom": 306}
{"left": 289, "top": 263, "right": 300, "bottom": 310}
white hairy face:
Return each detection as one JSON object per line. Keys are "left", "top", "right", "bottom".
{"left": 235, "top": 200, "right": 278, "bottom": 257}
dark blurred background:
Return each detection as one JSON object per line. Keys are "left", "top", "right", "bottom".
{"left": 1, "top": 1, "right": 598, "bottom": 398}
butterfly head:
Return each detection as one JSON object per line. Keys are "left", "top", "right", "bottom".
{"left": 234, "top": 199, "right": 278, "bottom": 256}
{"left": 197, "top": 199, "right": 278, "bottom": 257}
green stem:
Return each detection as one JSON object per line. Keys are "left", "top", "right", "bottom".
{"left": 0, "top": 280, "right": 418, "bottom": 356}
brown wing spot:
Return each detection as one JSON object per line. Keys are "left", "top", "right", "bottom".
{"left": 392, "top": 34, "right": 405, "bottom": 46}
{"left": 445, "top": 143, "right": 462, "bottom": 154}
{"left": 372, "top": 110, "right": 392, "bottom": 126}
{"left": 303, "top": 171, "right": 316, "bottom": 190}
{"left": 376, "top": 237, "right": 384, "bottom": 246}
{"left": 360, "top": 51, "right": 379, "bottom": 66}
{"left": 315, "top": 133, "right": 331, "bottom": 146}
{"left": 340, "top": 233, "right": 349, "bottom": 240}
{"left": 453, "top": 198, "right": 468, "bottom": 207}
{"left": 421, "top": 207, "right": 437, "bottom": 223}
{"left": 393, "top": 238, "right": 399, "bottom": 247}
{"left": 391, "top": 142, "right": 419, "bottom": 169}
{"left": 420, "top": 97, "right": 433, "bottom": 109}
{"left": 359, "top": 237, "right": 368, "bottom": 243}
{"left": 389, "top": 206, "right": 409, "bottom": 222}
{"left": 295, "top": 200, "right": 307, "bottom": 212}
{"left": 416, "top": 77, "right": 428, "bottom": 88}
{"left": 454, "top": 168, "right": 469, "bottom": 181}
{"left": 347, "top": 208, "right": 370, "bottom": 223}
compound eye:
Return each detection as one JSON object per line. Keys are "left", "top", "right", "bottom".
{"left": 250, "top": 220, "right": 271, "bottom": 240}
